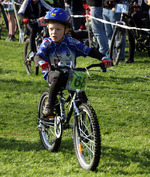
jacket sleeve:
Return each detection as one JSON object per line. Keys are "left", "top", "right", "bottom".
{"left": 18, "top": 0, "right": 29, "bottom": 15}
{"left": 40, "top": 0, "right": 53, "bottom": 10}
{"left": 88, "top": 48, "right": 105, "bottom": 60}
{"left": 34, "top": 55, "right": 45, "bottom": 66}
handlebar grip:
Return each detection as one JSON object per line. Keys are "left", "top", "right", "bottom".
{"left": 75, "top": 68, "right": 86, "bottom": 71}
{"left": 99, "top": 63, "right": 106, "bottom": 72}
{"left": 76, "top": 63, "right": 106, "bottom": 72}
{"left": 29, "top": 19, "right": 38, "bottom": 24}
{"left": 86, "top": 63, "right": 106, "bottom": 72}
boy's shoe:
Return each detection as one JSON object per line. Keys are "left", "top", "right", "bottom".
{"left": 5, "top": 36, "right": 16, "bottom": 41}
{"left": 42, "top": 104, "right": 55, "bottom": 121}
{"left": 5, "top": 37, "right": 11, "bottom": 41}
{"left": 42, "top": 103, "right": 54, "bottom": 117}
{"left": 43, "top": 106, "right": 51, "bottom": 116}
{"left": 11, "top": 36, "right": 16, "bottom": 41}
{"left": 41, "top": 114, "right": 55, "bottom": 122}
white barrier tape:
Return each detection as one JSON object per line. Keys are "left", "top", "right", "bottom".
{"left": 71, "top": 14, "right": 150, "bottom": 32}
{"left": 2, "top": 2, "right": 21, "bottom": 6}
{"left": 14, "top": 2, "right": 21, "bottom": 6}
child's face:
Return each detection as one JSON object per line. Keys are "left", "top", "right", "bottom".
{"left": 47, "top": 22, "right": 67, "bottom": 43}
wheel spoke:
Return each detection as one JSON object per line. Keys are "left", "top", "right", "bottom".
{"left": 81, "top": 140, "right": 95, "bottom": 155}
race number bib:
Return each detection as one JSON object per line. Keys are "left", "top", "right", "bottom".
{"left": 66, "top": 72, "right": 87, "bottom": 91}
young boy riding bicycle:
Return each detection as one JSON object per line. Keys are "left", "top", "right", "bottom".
{"left": 34, "top": 8, "right": 113, "bottom": 120}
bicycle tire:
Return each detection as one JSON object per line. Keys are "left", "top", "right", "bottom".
{"left": 38, "top": 91, "right": 62, "bottom": 152}
{"left": 110, "top": 26, "right": 125, "bottom": 65}
{"left": 84, "top": 31, "right": 99, "bottom": 50}
{"left": 147, "top": 38, "right": 150, "bottom": 57}
{"left": 24, "top": 38, "right": 39, "bottom": 75}
{"left": 73, "top": 103, "right": 101, "bottom": 171}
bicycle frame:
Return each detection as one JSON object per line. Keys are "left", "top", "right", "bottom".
{"left": 58, "top": 90, "right": 83, "bottom": 127}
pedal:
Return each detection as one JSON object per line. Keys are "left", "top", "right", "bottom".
{"left": 37, "top": 123, "right": 44, "bottom": 131}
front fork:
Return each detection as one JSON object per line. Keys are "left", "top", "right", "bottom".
{"left": 72, "top": 92, "right": 83, "bottom": 139}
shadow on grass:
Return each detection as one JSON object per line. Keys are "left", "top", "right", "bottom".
{"left": 0, "top": 78, "right": 45, "bottom": 94}
{"left": 101, "top": 145, "right": 149, "bottom": 173}
{"left": 87, "top": 74, "right": 150, "bottom": 92}
{"left": 89, "top": 73, "right": 149, "bottom": 83}
{"left": 0, "top": 134, "right": 74, "bottom": 153}
{"left": 0, "top": 135, "right": 149, "bottom": 175}
{"left": 0, "top": 136, "right": 43, "bottom": 152}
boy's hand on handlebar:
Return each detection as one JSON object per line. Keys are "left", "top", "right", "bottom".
{"left": 23, "top": 18, "right": 30, "bottom": 24}
{"left": 102, "top": 57, "right": 113, "bottom": 68}
{"left": 39, "top": 61, "right": 51, "bottom": 71}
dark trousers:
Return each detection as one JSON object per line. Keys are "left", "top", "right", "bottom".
{"left": 0, "top": 4, "right": 8, "bottom": 31}
{"left": 127, "top": 11, "right": 143, "bottom": 61}
{"left": 128, "top": 29, "right": 135, "bottom": 61}
{"left": 48, "top": 72, "right": 68, "bottom": 113}
{"left": 26, "top": 23, "right": 42, "bottom": 52}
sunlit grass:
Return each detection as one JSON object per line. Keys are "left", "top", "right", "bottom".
{"left": 0, "top": 25, "right": 150, "bottom": 176}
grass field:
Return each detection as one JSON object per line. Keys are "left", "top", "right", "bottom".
{"left": 0, "top": 25, "right": 150, "bottom": 177}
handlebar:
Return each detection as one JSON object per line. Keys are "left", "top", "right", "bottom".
{"left": 29, "top": 17, "right": 47, "bottom": 27}
{"left": 75, "top": 63, "right": 106, "bottom": 72}
{"left": 29, "top": 19, "right": 38, "bottom": 24}
{"left": 51, "top": 62, "right": 115, "bottom": 73}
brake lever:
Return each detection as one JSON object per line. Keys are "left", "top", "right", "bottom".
{"left": 100, "top": 68, "right": 116, "bottom": 72}
{"left": 99, "top": 63, "right": 106, "bottom": 72}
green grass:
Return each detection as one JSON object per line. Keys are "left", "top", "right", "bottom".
{"left": 0, "top": 25, "right": 150, "bottom": 177}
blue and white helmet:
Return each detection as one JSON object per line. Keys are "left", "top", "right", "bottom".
{"left": 44, "top": 8, "right": 72, "bottom": 27}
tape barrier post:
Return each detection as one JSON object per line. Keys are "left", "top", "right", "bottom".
{"left": 12, "top": 0, "right": 23, "bottom": 43}
{"left": 86, "top": 9, "right": 91, "bottom": 48}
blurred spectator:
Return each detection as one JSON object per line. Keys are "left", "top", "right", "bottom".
{"left": 64, "top": 0, "right": 84, "bottom": 30}
{"left": 125, "top": 0, "right": 150, "bottom": 63}
{"left": 140, "top": 0, "right": 150, "bottom": 27}
{"left": 2, "top": 0, "right": 16, "bottom": 41}
{"left": 53, "top": 0, "right": 64, "bottom": 8}
{"left": 18, "top": 0, "right": 52, "bottom": 54}
{"left": 44, "top": 0, "right": 64, "bottom": 7}
{"left": 86, "top": 0, "right": 109, "bottom": 56}
{"left": 103, "top": 0, "right": 125, "bottom": 60}
{"left": 0, "top": 0, "right": 8, "bottom": 32}
{"left": 103, "top": 0, "right": 120, "bottom": 48}
{"left": 82, "top": 0, "right": 90, "bottom": 30}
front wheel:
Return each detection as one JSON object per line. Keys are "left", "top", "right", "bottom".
{"left": 73, "top": 104, "right": 101, "bottom": 171}
{"left": 24, "top": 38, "right": 39, "bottom": 75}
{"left": 38, "top": 91, "right": 61, "bottom": 152}
{"left": 110, "top": 26, "right": 125, "bottom": 65}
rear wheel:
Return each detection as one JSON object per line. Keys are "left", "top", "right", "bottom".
{"left": 110, "top": 26, "right": 125, "bottom": 65}
{"left": 73, "top": 104, "right": 101, "bottom": 171}
{"left": 38, "top": 91, "right": 62, "bottom": 152}
{"left": 24, "top": 38, "right": 39, "bottom": 75}
{"left": 146, "top": 37, "right": 150, "bottom": 56}
{"left": 84, "top": 31, "right": 99, "bottom": 50}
